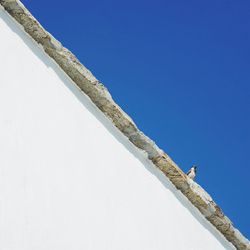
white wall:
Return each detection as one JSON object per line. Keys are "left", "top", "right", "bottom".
{"left": 0, "top": 8, "right": 234, "bottom": 250}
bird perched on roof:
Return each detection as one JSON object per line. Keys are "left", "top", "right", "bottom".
{"left": 186, "top": 165, "right": 197, "bottom": 180}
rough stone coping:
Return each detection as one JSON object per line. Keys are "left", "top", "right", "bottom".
{"left": 0, "top": 0, "right": 249, "bottom": 249}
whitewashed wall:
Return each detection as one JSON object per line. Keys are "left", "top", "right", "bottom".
{"left": 0, "top": 8, "right": 234, "bottom": 250}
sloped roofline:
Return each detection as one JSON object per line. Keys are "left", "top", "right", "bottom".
{"left": 0, "top": 1, "right": 249, "bottom": 249}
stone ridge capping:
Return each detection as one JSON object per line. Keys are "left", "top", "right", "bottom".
{"left": 0, "top": 0, "right": 249, "bottom": 249}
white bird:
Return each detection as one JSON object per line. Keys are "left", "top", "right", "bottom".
{"left": 186, "top": 165, "right": 197, "bottom": 180}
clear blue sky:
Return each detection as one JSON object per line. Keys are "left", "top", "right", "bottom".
{"left": 22, "top": 0, "right": 250, "bottom": 239}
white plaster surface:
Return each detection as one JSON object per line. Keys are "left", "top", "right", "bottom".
{"left": 0, "top": 9, "right": 235, "bottom": 250}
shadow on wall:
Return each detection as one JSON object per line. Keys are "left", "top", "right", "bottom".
{"left": 0, "top": 8, "right": 235, "bottom": 250}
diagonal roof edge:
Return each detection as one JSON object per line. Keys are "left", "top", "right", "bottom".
{"left": 0, "top": 1, "right": 249, "bottom": 249}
